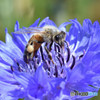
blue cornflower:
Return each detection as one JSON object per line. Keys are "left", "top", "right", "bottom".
{"left": 0, "top": 17, "right": 100, "bottom": 100}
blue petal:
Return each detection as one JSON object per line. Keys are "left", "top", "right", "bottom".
{"left": 14, "top": 21, "right": 20, "bottom": 32}
{"left": 30, "top": 18, "right": 40, "bottom": 27}
{"left": 13, "top": 71, "right": 31, "bottom": 88}
{"left": 0, "top": 81, "right": 19, "bottom": 93}
{"left": 5, "top": 32, "right": 23, "bottom": 58}
{"left": 70, "top": 19, "right": 82, "bottom": 31}
{"left": 0, "top": 41, "right": 23, "bottom": 63}
{"left": 0, "top": 94, "right": 18, "bottom": 100}
{"left": 66, "top": 24, "right": 78, "bottom": 46}
{"left": 89, "top": 29, "right": 100, "bottom": 51}
{"left": 12, "top": 33, "right": 28, "bottom": 52}
{"left": 68, "top": 64, "right": 84, "bottom": 82}
{"left": 34, "top": 63, "right": 49, "bottom": 85}
{"left": 5, "top": 28, "right": 12, "bottom": 45}
{"left": 0, "top": 67, "right": 16, "bottom": 83}
{"left": 75, "top": 36, "right": 89, "bottom": 53}
{"left": 39, "top": 17, "right": 57, "bottom": 27}
{"left": 83, "top": 19, "right": 92, "bottom": 34}
{"left": 58, "top": 22, "right": 72, "bottom": 32}
{"left": 0, "top": 63, "right": 10, "bottom": 70}
{"left": 93, "top": 21, "right": 99, "bottom": 29}
{"left": 0, "top": 51, "right": 15, "bottom": 65}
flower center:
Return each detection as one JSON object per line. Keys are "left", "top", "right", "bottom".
{"left": 11, "top": 41, "right": 85, "bottom": 79}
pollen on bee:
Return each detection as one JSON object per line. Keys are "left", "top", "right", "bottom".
{"left": 27, "top": 45, "right": 34, "bottom": 53}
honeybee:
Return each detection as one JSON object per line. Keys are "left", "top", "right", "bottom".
{"left": 15, "top": 25, "right": 66, "bottom": 63}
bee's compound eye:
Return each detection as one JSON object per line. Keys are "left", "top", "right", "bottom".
{"left": 26, "top": 45, "right": 34, "bottom": 53}
{"left": 54, "top": 35, "right": 60, "bottom": 41}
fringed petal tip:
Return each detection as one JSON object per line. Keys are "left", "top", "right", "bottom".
{"left": 5, "top": 28, "right": 8, "bottom": 34}
{"left": 14, "top": 21, "right": 20, "bottom": 32}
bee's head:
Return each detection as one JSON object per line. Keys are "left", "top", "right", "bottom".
{"left": 54, "top": 31, "right": 66, "bottom": 46}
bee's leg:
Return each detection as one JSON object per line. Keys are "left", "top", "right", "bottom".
{"left": 45, "top": 46, "right": 58, "bottom": 77}
{"left": 58, "top": 42, "right": 65, "bottom": 52}
{"left": 61, "top": 42, "right": 64, "bottom": 50}
{"left": 45, "top": 42, "right": 48, "bottom": 47}
{"left": 44, "top": 46, "right": 55, "bottom": 65}
{"left": 44, "top": 42, "right": 52, "bottom": 51}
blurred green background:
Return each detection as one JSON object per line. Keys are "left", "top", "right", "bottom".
{"left": 0, "top": 0, "right": 100, "bottom": 99}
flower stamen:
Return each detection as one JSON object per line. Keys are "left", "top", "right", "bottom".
{"left": 54, "top": 65, "right": 58, "bottom": 77}
{"left": 40, "top": 46, "right": 45, "bottom": 61}
{"left": 70, "top": 55, "right": 76, "bottom": 70}
{"left": 66, "top": 47, "right": 70, "bottom": 63}
{"left": 54, "top": 43, "right": 60, "bottom": 52}
{"left": 57, "top": 56, "right": 62, "bottom": 66}
{"left": 10, "top": 66, "right": 14, "bottom": 72}
{"left": 79, "top": 50, "right": 86, "bottom": 60}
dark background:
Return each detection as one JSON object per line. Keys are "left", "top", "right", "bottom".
{"left": 0, "top": 0, "right": 100, "bottom": 99}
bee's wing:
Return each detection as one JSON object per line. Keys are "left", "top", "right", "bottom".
{"left": 13, "top": 27, "right": 44, "bottom": 34}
